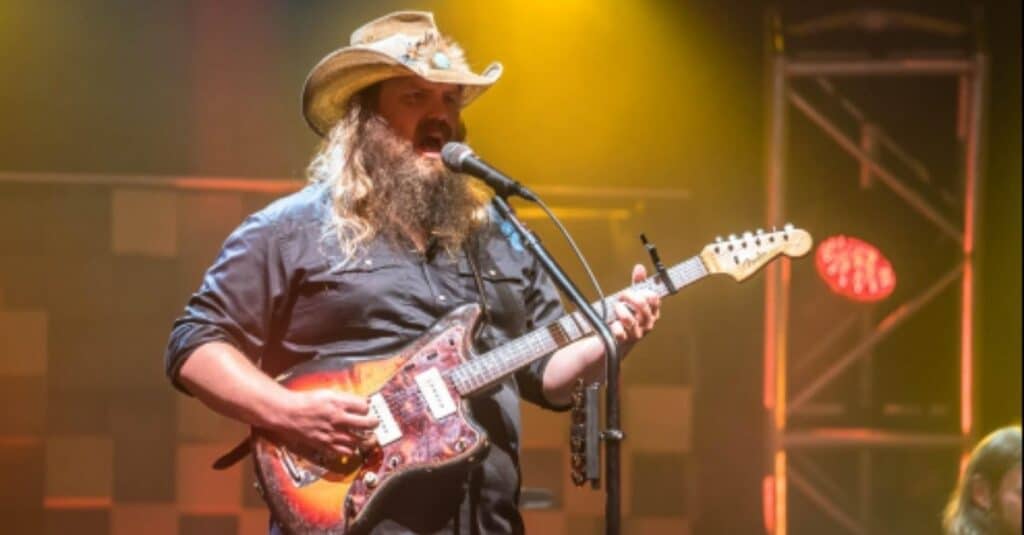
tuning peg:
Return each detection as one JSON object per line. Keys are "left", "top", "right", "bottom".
{"left": 771, "top": 226, "right": 777, "bottom": 233}
{"left": 728, "top": 234, "right": 737, "bottom": 241}
{"left": 756, "top": 228, "right": 764, "bottom": 235}
{"left": 715, "top": 236, "right": 723, "bottom": 243}
{"left": 743, "top": 231, "right": 753, "bottom": 239}
{"left": 783, "top": 223, "right": 794, "bottom": 232}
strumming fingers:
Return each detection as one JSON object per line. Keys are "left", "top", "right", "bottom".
{"left": 338, "top": 412, "right": 379, "bottom": 431}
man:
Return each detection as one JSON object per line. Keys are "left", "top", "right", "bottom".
{"left": 943, "top": 425, "right": 1022, "bottom": 535}
{"left": 165, "top": 11, "right": 661, "bottom": 534}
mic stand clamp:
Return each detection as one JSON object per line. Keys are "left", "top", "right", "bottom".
{"left": 489, "top": 195, "right": 625, "bottom": 535}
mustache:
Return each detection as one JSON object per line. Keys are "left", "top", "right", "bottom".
{"left": 414, "top": 119, "right": 455, "bottom": 143}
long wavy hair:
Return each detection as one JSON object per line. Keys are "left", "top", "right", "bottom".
{"left": 306, "top": 84, "right": 488, "bottom": 258}
{"left": 943, "top": 425, "right": 1022, "bottom": 535}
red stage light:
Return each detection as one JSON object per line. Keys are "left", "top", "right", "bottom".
{"left": 815, "top": 235, "right": 895, "bottom": 302}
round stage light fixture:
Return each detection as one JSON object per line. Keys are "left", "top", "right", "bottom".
{"left": 815, "top": 235, "right": 895, "bottom": 302}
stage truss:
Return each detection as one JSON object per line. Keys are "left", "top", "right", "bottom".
{"left": 761, "top": 6, "right": 988, "bottom": 535}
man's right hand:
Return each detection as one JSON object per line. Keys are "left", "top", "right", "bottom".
{"left": 176, "top": 343, "right": 381, "bottom": 458}
{"left": 272, "top": 389, "right": 380, "bottom": 457}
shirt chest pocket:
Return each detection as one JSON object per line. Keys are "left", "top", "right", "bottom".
{"left": 290, "top": 258, "right": 413, "bottom": 345}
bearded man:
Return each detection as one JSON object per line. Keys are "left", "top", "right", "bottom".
{"left": 165, "top": 11, "right": 661, "bottom": 534}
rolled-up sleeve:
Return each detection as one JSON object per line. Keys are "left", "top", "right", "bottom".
{"left": 514, "top": 259, "right": 572, "bottom": 412}
{"left": 165, "top": 212, "right": 286, "bottom": 394}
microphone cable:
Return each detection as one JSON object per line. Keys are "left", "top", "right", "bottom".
{"left": 528, "top": 195, "right": 611, "bottom": 325}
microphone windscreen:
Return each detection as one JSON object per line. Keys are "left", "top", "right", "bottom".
{"left": 441, "top": 142, "right": 473, "bottom": 172}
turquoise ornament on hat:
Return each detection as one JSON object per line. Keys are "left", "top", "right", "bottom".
{"left": 431, "top": 51, "right": 451, "bottom": 70}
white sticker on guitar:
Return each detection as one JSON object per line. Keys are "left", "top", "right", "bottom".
{"left": 369, "top": 393, "right": 402, "bottom": 446}
{"left": 415, "top": 367, "right": 457, "bottom": 420}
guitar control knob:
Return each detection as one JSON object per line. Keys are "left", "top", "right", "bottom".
{"left": 363, "top": 471, "right": 379, "bottom": 488}
{"left": 387, "top": 456, "right": 401, "bottom": 470}
{"left": 455, "top": 438, "right": 468, "bottom": 453}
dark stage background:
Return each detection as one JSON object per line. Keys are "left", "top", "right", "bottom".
{"left": 0, "top": 1, "right": 1018, "bottom": 534}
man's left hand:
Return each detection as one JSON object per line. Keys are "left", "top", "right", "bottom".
{"left": 609, "top": 264, "right": 662, "bottom": 347}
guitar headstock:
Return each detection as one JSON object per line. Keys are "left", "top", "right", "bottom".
{"left": 700, "top": 224, "right": 813, "bottom": 281}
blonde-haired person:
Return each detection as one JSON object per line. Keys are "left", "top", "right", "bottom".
{"left": 944, "top": 425, "right": 1022, "bottom": 535}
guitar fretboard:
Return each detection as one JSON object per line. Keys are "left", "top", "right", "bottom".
{"left": 448, "top": 256, "right": 709, "bottom": 395}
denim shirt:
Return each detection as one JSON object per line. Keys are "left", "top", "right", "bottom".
{"left": 165, "top": 181, "right": 569, "bottom": 534}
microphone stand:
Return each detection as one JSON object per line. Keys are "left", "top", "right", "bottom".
{"left": 489, "top": 195, "right": 624, "bottom": 535}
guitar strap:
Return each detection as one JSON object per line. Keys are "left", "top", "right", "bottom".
{"left": 465, "top": 233, "right": 496, "bottom": 349}
{"left": 463, "top": 232, "right": 515, "bottom": 533}
{"left": 213, "top": 435, "right": 251, "bottom": 470}
{"left": 465, "top": 230, "right": 530, "bottom": 351}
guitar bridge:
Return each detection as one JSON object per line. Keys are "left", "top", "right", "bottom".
{"left": 280, "top": 447, "right": 327, "bottom": 488}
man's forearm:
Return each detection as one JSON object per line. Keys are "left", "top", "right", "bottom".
{"left": 539, "top": 265, "right": 660, "bottom": 406}
{"left": 176, "top": 341, "right": 292, "bottom": 429}
{"left": 540, "top": 336, "right": 610, "bottom": 407}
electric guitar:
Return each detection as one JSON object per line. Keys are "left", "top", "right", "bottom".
{"left": 253, "top": 225, "right": 813, "bottom": 534}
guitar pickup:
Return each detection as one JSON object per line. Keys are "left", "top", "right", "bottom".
{"left": 369, "top": 393, "right": 402, "bottom": 446}
{"left": 415, "top": 367, "right": 457, "bottom": 420}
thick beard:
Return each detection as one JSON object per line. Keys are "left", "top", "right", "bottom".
{"left": 355, "top": 116, "right": 483, "bottom": 252}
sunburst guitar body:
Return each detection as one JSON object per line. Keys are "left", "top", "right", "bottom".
{"left": 253, "top": 305, "right": 490, "bottom": 534}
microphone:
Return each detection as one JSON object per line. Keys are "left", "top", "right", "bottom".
{"left": 441, "top": 142, "right": 538, "bottom": 201}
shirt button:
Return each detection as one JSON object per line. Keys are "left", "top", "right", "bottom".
{"left": 487, "top": 269, "right": 497, "bottom": 277}
{"left": 438, "top": 295, "right": 447, "bottom": 302}
{"left": 364, "top": 259, "right": 373, "bottom": 267}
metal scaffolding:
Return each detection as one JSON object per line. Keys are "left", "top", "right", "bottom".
{"left": 761, "top": 6, "right": 988, "bottom": 535}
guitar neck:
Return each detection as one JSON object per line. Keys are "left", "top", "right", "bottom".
{"left": 449, "top": 255, "right": 709, "bottom": 396}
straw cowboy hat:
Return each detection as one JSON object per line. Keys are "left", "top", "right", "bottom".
{"left": 302, "top": 10, "right": 503, "bottom": 137}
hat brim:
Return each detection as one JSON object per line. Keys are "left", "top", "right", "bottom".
{"left": 302, "top": 46, "right": 502, "bottom": 137}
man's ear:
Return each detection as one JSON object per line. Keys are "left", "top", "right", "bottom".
{"left": 971, "top": 474, "right": 993, "bottom": 510}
